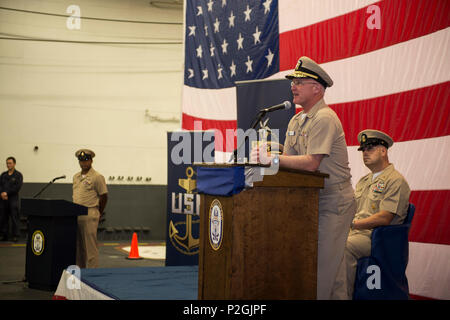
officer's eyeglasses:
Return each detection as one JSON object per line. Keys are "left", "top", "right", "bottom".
{"left": 290, "top": 79, "right": 317, "bottom": 87}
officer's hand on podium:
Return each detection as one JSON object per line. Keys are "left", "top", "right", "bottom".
{"left": 250, "top": 146, "right": 259, "bottom": 163}
{"left": 258, "top": 143, "right": 273, "bottom": 165}
{"left": 250, "top": 143, "right": 272, "bottom": 165}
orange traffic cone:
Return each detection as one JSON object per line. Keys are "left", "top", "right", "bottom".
{"left": 126, "top": 232, "right": 143, "bottom": 260}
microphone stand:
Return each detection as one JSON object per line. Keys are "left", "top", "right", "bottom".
{"left": 33, "top": 176, "right": 64, "bottom": 198}
{"left": 229, "top": 110, "right": 267, "bottom": 163}
{"left": 33, "top": 179, "right": 55, "bottom": 199}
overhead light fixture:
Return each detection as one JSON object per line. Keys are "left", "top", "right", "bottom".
{"left": 149, "top": 1, "right": 182, "bottom": 9}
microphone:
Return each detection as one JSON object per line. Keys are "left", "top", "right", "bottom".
{"left": 52, "top": 175, "right": 66, "bottom": 182}
{"left": 260, "top": 101, "right": 292, "bottom": 113}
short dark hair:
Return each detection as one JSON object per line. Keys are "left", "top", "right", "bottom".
{"left": 6, "top": 157, "right": 16, "bottom": 164}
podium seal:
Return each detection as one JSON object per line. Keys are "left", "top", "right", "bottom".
{"left": 31, "top": 230, "right": 45, "bottom": 256}
{"left": 209, "top": 199, "right": 223, "bottom": 251}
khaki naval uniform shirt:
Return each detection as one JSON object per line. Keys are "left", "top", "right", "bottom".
{"left": 283, "top": 98, "right": 356, "bottom": 299}
{"left": 353, "top": 164, "right": 411, "bottom": 236}
{"left": 73, "top": 168, "right": 108, "bottom": 207}
{"left": 283, "top": 98, "right": 352, "bottom": 189}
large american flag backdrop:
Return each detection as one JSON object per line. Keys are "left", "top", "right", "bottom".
{"left": 181, "top": 0, "right": 450, "bottom": 299}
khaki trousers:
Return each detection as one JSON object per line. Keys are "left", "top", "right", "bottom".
{"left": 76, "top": 207, "right": 100, "bottom": 268}
{"left": 316, "top": 183, "right": 356, "bottom": 300}
{"left": 331, "top": 230, "right": 372, "bottom": 299}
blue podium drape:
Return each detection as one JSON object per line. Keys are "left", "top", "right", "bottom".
{"left": 196, "top": 166, "right": 245, "bottom": 197}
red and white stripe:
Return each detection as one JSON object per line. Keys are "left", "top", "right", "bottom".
{"left": 182, "top": 0, "right": 450, "bottom": 299}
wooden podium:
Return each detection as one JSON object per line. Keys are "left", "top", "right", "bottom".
{"left": 197, "top": 165, "right": 328, "bottom": 299}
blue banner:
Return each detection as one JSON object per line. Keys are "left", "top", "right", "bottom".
{"left": 165, "top": 131, "right": 214, "bottom": 266}
{"left": 235, "top": 78, "right": 294, "bottom": 159}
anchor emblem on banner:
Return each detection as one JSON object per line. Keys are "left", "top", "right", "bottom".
{"left": 169, "top": 167, "right": 200, "bottom": 255}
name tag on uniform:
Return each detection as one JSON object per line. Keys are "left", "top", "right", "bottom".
{"left": 288, "top": 131, "right": 296, "bottom": 136}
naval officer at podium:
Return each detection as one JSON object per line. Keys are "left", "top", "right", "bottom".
{"left": 73, "top": 149, "right": 108, "bottom": 268}
{"left": 254, "top": 56, "right": 356, "bottom": 299}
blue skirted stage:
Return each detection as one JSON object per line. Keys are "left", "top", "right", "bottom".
{"left": 53, "top": 266, "right": 198, "bottom": 300}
